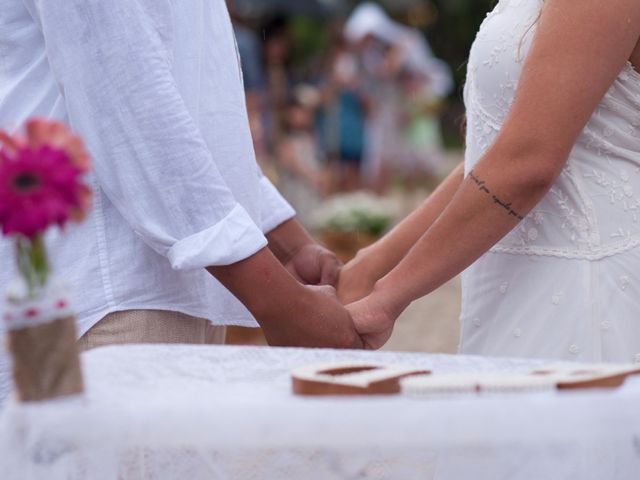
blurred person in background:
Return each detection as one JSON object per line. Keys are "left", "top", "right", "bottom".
{"left": 229, "top": 2, "right": 269, "bottom": 166}
{"left": 345, "top": 2, "right": 452, "bottom": 192}
{"left": 399, "top": 71, "right": 446, "bottom": 183}
{"left": 263, "top": 15, "right": 295, "bottom": 154}
{"left": 351, "top": 30, "right": 405, "bottom": 193}
{"left": 319, "top": 32, "right": 369, "bottom": 192}
{"left": 277, "top": 93, "right": 328, "bottom": 227}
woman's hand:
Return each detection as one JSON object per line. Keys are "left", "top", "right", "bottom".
{"left": 337, "top": 247, "right": 380, "bottom": 304}
{"left": 346, "top": 287, "right": 407, "bottom": 350}
{"left": 346, "top": 296, "right": 395, "bottom": 350}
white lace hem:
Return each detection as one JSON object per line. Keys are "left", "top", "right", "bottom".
{"left": 490, "top": 236, "right": 640, "bottom": 260}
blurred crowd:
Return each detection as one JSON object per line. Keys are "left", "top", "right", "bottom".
{"left": 231, "top": 2, "right": 453, "bottom": 226}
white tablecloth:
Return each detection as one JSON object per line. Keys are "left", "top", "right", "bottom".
{"left": 1, "top": 345, "right": 639, "bottom": 479}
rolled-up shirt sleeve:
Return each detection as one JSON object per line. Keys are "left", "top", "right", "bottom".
{"left": 258, "top": 173, "right": 296, "bottom": 234}
{"left": 31, "top": 0, "right": 267, "bottom": 270}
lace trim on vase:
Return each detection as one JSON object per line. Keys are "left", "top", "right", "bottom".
{"left": 3, "top": 279, "right": 73, "bottom": 331}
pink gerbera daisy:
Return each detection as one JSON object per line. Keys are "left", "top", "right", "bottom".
{"left": 0, "top": 119, "right": 92, "bottom": 239}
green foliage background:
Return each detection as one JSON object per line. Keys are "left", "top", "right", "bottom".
{"left": 425, "top": 0, "right": 496, "bottom": 146}
{"left": 426, "top": 0, "right": 496, "bottom": 91}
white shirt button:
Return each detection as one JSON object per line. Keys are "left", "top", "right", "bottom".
{"left": 620, "top": 276, "right": 630, "bottom": 291}
{"left": 600, "top": 321, "right": 611, "bottom": 331}
{"left": 634, "top": 354, "right": 640, "bottom": 364}
{"left": 551, "top": 293, "right": 563, "bottom": 305}
{"left": 513, "top": 328, "right": 522, "bottom": 338}
{"left": 569, "top": 345, "right": 580, "bottom": 355}
{"left": 472, "top": 318, "right": 482, "bottom": 328}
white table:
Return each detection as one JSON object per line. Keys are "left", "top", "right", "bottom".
{"left": 1, "top": 345, "right": 639, "bottom": 479}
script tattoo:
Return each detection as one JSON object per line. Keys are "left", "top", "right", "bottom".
{"left": 468, "top": 170, "right": 490, "bottom": 194}
{"left": 468, "top": 170, "right": 524, "bottom": 221}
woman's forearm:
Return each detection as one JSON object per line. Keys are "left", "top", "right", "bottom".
{"left": 355, "top": 163, "right": 465, "bottom": 280}
{"left": 374, "top": 143, "right": 560, "bottom": 316}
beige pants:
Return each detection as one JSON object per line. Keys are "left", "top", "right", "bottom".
{"left": 78, "top": 310, "right": 226, "bottom": 352}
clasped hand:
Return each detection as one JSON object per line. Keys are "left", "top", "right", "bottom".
{"left": 336, "top": 250, "right": 400, "bottom": 350}
{"left": 286, "top": 242, "right": 397, "bottom": 351}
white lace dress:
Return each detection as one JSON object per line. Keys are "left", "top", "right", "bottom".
{"left": 461, "top": 0, "right": 640, "bottom": 363}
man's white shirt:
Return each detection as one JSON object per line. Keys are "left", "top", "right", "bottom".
{"left": 0, "top": 0, "right": 295, "bottom": 343}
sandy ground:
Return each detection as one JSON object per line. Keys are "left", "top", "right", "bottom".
{"left": 382, "top": 277, "right": 461, "bottom": 354}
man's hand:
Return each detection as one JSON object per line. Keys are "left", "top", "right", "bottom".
{"left": 284, "top": 243, "right": 341, "bottom": 286}
{"left": 265, "top": 284, "right": 361, "bottom": 348}
{"left": 267, "top": 219, "right": 342, "bottom": 287}
{"left": 208, "top": 247, "right": 363, "bottom": 349}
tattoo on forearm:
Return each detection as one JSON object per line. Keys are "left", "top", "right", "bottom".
{"left": 468, "top": 170, "right": 490, "bottom": 194}
{"left": 468, "top": 170, "right": 524, "bottom": 221}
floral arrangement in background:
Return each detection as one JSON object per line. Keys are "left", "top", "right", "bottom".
{"left": 311, "top": 191, "right": 399, "bottom": 237}
{"left": 0, "top": 119, "right": 92, "bottom": 298}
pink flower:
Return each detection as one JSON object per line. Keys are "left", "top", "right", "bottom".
{"left": 0, "top": 119, "right": 92, "bottom": 238}
{"left": 25, "top": 119, "right": 91, "bottom": 173}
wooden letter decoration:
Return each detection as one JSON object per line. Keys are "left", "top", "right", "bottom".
{"left": 292, "top": 363, "right": 431, "bottom": 396}
{"left": 292, "top": 362, "right": 640, "bottom": 398}
{"left": 531, "top": 364, "right": 640, "bottom": 390}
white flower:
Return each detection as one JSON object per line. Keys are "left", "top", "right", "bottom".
{"left": 311, "top": 191, "right": 400, "bottom": 236}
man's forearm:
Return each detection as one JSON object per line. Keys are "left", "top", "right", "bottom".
{"left": 207, "top": 247, "right": 299, "bottom": 319}
{"left": 207, "top": 247, "right": 362, "bottom": 348}
{"left": 266, "top": 219, "right": 315, "bottom": 265}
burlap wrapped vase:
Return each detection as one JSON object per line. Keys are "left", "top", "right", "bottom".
{"left": 4, "top": 279, "right": 84, "bottom": 402}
